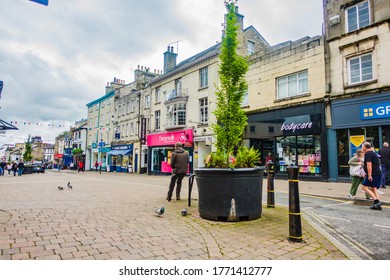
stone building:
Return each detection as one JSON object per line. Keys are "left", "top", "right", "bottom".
{"left": 245, "top": 35, "right": 327, "bottom": 179}
{"left": 146, "top": 6, "right": 268, "bottom": 175}
{"left": 323, "top": 0, "right": 390, "bottom": 180}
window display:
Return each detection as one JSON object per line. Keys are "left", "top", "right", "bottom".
{"left": 277, "top": 135, "right": 321, "bottom": 176}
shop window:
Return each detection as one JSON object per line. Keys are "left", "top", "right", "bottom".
{"left": 199, "top": 98, "right": 208, "bottom": 124}
{"left": 346, "top": 0, "right": 370, "bottom": 33}
{"left": 276, "top": 135, "right": 321, "bottom": 176}
{"left": 276, "top": 70, "right": 308, "bottom": 99}
{"left": 199, "top": 67, "right": 208, "bottom": 89}
{"left": 348, "top": 53, "right": 373, "bottom": 84}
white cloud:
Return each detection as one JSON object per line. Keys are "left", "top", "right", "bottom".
{"left": 0, "top": 0, "right": 323, "bottom": 148}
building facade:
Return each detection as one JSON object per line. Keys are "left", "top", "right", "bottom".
{"left": 323, "top": 0, "right": 390, "bottom": 180}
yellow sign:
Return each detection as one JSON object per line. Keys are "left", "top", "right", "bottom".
{"left": 350, "top": 135, "right": 365, "bottom": 147}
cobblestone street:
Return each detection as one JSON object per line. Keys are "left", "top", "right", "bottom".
{"left": 0, "top": 171, "right": 348, "bottom": 260}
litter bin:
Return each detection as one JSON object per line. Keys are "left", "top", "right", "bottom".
{"left": 106, "top": 165, "right": 110, "bottom": 172}
{"left": 128, "top": 165, "right": 133, "bottom": 173}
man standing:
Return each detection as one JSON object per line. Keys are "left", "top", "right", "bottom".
{"left": 379, "top": 142, "right": 390, "bottom": 189}
{"left": 362, "top": 142, "right": 382, "bottom": 210}
{"left": 167, "top": 142, "right": 189, "bottom": 202}
{"left": 17, "top": 160, "right": 24, "bottom": 176}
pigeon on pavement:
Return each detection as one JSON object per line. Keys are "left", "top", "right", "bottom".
{"left": 67, "top": 182, "right": 72, "bottom": 189}
{"left": 181, "top": 208, "right": 188, "bottom": 216}
{"left": 154, "top": 207, "right": 165, "bottom": 217}
{"left": 57, "top": 186, "right": 64, "bottom": 190}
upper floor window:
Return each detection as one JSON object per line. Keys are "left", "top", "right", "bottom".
{"left": 199, "top": 67, "right": 208, "bottom": 88}
{"left": 348, "top": 53, "right": 373, "bottom": 84}
{"left": 248, "top": 41, "right": 255, "bottom": 55}
{"left": 106, "top": 112, "right": 110, "bottom": 125}
{"left": 126, "top": 101, "right": 130, "bottom": 114}
{"left": 145, "top": 94, "right": 151, "bottom": 109}
{"left": 167, "top": 103, "right": 186, "bottom": 127}
{"left": 346, "top": 1, "right": 370, "bottom": 32}
{"left": 199, "top": 98, "right": 208, "bottom": 124}
{"left": 130, "top": 122, "right": 135, "bottom": 136}
{"left": 155, "top": 110, "right": 161, "bottom": 130}
{"left": 130, "top": 99, "right": 135, "bottom": 113}
{"left": 101, "top": 100, "right": 105, "bottom": 108}
{"left": 241, "top": 90, "right": 248, "bottom": 106}
{"left": 276, "top": 70, "right": 308, "bottom": 99}
{"left": 155, "top": 87, "right": 161, "bottom": 103}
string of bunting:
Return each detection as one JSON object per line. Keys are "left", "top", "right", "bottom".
{"left": 9, "top": 121, "right": 67, "bottom": 128}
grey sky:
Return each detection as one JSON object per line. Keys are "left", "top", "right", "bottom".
{"left": 0, "top": 0, "right": 323, "bottom": 147}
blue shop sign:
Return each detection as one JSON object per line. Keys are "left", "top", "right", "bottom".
{"left": 361, "top": 102, "right": 390, "bottom": 120}
{"left": 111, "top": 144, "right": 133, "bottom": 150}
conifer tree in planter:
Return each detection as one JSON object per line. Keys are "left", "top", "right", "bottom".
{"left": 194, "top": 0, "right": 264, "bottom": 222}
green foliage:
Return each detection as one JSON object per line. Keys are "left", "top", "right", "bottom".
{"left": 235, "top": 146, "right": 260, "bottom": 168}
{"left": 205, "top": 146, "right": 260, "bottom": 169}
{"left": 23, "top": 137, "right": 33, "bottom": 162}
{"left": 72, "top": 148, "right": 83, "bottom": 155}
{"left": 212, "top": 0, "right": 248, "bottom": 161}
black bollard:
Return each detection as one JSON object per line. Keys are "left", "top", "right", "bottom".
{"left": 188, "top": 174, "right": 195, "bottom": 207}
{"left": 287, "top": 166, "right": 302, "bottom": 242}
{"left": 266, "top": 162, "right": 275, "bottom": 208}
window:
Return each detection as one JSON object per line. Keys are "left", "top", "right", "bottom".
{"left": 248, "top": 41, "right": 255, "bottom": 55}
{"left": 130, "top": 99, "right": 135, "bottom": 113}
{"left": 101, "top": 100, "right": 105, "bottom": 108}
{"left": 348, "top": 53, "right": 373, "bottom": 84}
{"left": 126, "top": 123, "right": 129, "bottom": 137}
{"left": 106, "top": 112, "right": 110, "bottom": 125}
{"left": 277, "top": 70, "right": 308, "bottom": 99}
{"left": 126, "top": 101, "right": 130, "bottom": 114}
{"left": 199, "top": 98, "right": 208, "bottom": 123}
{"left": 122, "top": 103, "right": 126, "bottom": 116}
{"left": 145, "top": 94, "right": 151, "bottom": 109}
{"left": 117, "top": 105, "right": 121, "bottom": 118}
{"left": 167, "top": 103, "right": 186, "bottom": 127}
{"left": 155, "top": 110, "right": 161, "bottom": 130}
{"left": 155, "top": 87, "right": 161, "bottom": 103}
{"left": 346, "top": 1, "right": 370, "bottom": 32}
{"left": 130, "top": 122, "right": 135, "bottom": 136}
{"left": 242, "top": 90, "right": 248, "bottom": 106}
{"left": 95, "top": 117, "right": 98, "bottom": 128}
{"left": 199, "top": 67, "right": 208, "bottom": 88}
{"left": 100, "top": 114, "right": 104, "bottom": 126}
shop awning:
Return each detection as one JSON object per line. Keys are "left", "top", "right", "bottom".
{"left": 106, "top": 149, "right": 132, "bottom": 156}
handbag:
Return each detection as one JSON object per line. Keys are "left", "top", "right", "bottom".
{"left": 349, "top": 165, "right": 366, "bottom": 177}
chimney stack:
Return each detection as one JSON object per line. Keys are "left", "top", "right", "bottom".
{"left": 163, "top": 46, "right": 177, "bottom": 74}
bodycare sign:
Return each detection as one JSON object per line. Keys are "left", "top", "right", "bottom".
{"left": 147, "top": 129, "right": 193, "bottom": 147}
{"left": 280, "top": 114, "right": 321, "bottom": 135}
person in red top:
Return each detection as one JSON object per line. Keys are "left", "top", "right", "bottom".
{"left": 78, "top": 161, "right": 84, "bottom": 174}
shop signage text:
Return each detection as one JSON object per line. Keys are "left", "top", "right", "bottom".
{"left": 361, "top": 102, "right": 390, "bottom": 120}
{"left": 281, "top": 122, "right": 313, "bottom": 133}
{"left": 111, "top": 144, "right": 133, "bottom": 150}
{"left": 280, "top": 114, "right": 321, "bottom": 135}
{"left": 147, "top": 129, "right": 193, "bottom": 147}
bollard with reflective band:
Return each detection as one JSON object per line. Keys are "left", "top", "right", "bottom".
{"left": 266, "top": 162, "right": 275, "bottom": 208}
{"left": 287, "top": 166, "right": 302, "bottom": 242}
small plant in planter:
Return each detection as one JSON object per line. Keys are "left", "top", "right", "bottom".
{"left": 194, "top": 0, "right": 264, "bottom": 222}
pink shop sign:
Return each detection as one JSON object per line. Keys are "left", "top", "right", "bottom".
{"left": 147, "top": 129, "right": 193, "bottom": 147}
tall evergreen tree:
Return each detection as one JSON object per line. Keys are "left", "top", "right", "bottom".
{"left": 212, "top": 0, "right": 249, "bottom": 159}
{"left": 23, "top": 136, "right": 33, "bottom": 162}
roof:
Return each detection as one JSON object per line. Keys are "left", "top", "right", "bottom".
{"left": 86, "top": 90, "right": 115, "bottom": 107}
{"left": 150, "top": 43, "right": 221, "bottom": 85}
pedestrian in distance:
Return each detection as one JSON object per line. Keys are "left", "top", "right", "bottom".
{"left": 166, "top": 142, "right": 189, "bottom": 202}
{"left": 0, "top": 159, "right": 6, "bottom": 176}
{"left": 95, "top": 161, "right": 99, "bottom": 172}
{"left": 99, "top": 161, "right": 102, "bottom": 174}
{"left": 348, "top": 149, "right": 367, "bottom": 198}
{"left": 78, "top": 161, "right": 84, "bottom": 174}
{"left": 379, "top": 142, "right": 390, "bottom": 189}
{"left": 361, "top": 142, "right": 383, "bottom": 210}
{"left": 6, "top": 162, "right": 12, "bottom": 176}
{"left": 12, "top": 161, "right": 18, "bottom": 176}
{"left": 17, "top": 160, "right": 24, "bottom": 176}
{"left": 69, "top": 161, "right": 74, "bottom": 171}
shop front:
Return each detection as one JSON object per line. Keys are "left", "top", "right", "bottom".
{"left": 329, "top": 92, "right": 390, "bottom": 180}
{"left": 246, "top": 103, "right": 328, "bottom": 180}
{"left": 147, "top": 129, "right": 193, "bottom": 175}
{"left": 106, "top": 144, "right": 133, "bottom": 173}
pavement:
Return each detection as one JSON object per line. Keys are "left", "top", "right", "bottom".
{"left": 0, "top": 169, "right": 387, "bottom": 261}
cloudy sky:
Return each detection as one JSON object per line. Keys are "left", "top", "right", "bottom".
{"left": 0, "top": 0, "right": 323, "bottom": 149}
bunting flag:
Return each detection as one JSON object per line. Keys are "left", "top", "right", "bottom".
{"left": 29, "top": 0, "right": 49, "bottom": 6}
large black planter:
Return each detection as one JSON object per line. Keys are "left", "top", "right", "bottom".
{"left": 23, "top": 165, "right": 33, "bottom": 174}
{"left": 194, "top": 167, "right": 264, "bottom": 222}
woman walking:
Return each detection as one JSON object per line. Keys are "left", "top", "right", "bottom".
{"left": 6, "top": 162, "right": 12, "bottom": 176}
{"left": 348, "top": 149, "right": 366, "bottom": 198}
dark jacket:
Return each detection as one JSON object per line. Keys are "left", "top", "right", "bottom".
{"left": 379, "top": 147, "right": 390, "bottom": 165}
{"left": 170, "top": 147, "right": 189, "bottom": 175}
